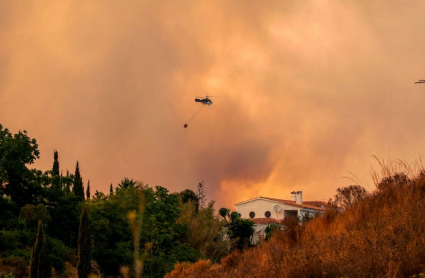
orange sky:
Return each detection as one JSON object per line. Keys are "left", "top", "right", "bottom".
{"left": 2, "top": 1, "right": 425, "bottom": 209}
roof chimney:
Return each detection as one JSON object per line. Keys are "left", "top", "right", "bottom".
{"left": 291, "top": 191, "right": 297, "bottom": 202}
{"left": 296, "top": 191, "right": 302, "bottom": 204}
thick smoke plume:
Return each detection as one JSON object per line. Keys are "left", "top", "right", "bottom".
{"left": 2, "top": 1, "right": 425, "bottom": 208}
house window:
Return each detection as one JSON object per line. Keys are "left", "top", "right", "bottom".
{"left": 249, "top": 211, "right": 255, "bottom": 218}
{"left": 265, "top": 211, "right": 271, "bottom": 218}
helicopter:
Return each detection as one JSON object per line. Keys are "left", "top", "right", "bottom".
{"left": 195, "top": 95, "right": 217, "bottom": 106}
{"left": 184, "top": 96, "right": 218, "bottom": 128}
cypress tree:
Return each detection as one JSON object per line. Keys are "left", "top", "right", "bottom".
{"left": 77, "top": 206, "right": 91, "bottom": 278}
{"left": 73, "top": 161, "right": 85, "bottom": 200}
{"left": 52, "top": 150, "right": 60, "bottom": 187}
{"left": 30, "top": 220, "right": 51, "bottom": 278}
{"left": 52, "top": 150, "right": 59, "bottom": 175}
{"left": 86, "top": 180, "right": 90, "bottom": 199}
{"left": 110, "top": 183, "right": 113, "bottom": 195}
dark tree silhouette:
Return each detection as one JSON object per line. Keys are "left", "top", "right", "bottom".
{"left": 196, "top": 180, "right": 207, "bottom": 208}
{"left": 52, "top": 150, "right": 59, "bottom": 176}
{"left": 0, "top": 125, "right": 41, "bottom": 207}
{"left": 77, "top": 206, "right": 92, "bottom": 278}
{"left": 73, "top": 161, "right": 85, "bottom": 200}
{"left": 180, "top": 189, "right": 199, "bottom": 212}
{"left": 117, "top": 177, "right": 136, "bottom": 190}
{"left": 86, "top": 180, "right": 91, "bottom": 200}
{"left": 30, "top": 220, "right": 51, "bottom": 278}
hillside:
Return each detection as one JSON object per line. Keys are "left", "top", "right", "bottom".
{"left": 167, "top": 170, "right": 425, "bottom": 277}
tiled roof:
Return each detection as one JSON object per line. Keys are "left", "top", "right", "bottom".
{"left": 258, "top": 197, "right": 325, "bottom": 211}
{"left": 251, "top": 218, "right": 284, "bottom": 225}
{"left": 303, "top": 200, "right": 329, "bottom": 208}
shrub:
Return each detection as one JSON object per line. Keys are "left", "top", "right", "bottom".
{"left": 2, "top": 256, "right": 28, "bottom": 277}
{"left": 48, "top": 237, "right": 69, "bottom": 274}
{"left": 1, "top": 249, "right": 31, "bottom": 262}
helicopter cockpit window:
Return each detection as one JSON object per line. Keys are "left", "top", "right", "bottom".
{"left": 265, "top": 211, "right": 271, "bottom": 218}
{"left": 249, "top": 211, "right": 255, "bottom": 218}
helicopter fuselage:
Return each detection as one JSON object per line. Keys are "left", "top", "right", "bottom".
{"left": 195, "top": 98, "right": 213, "bottom": 106}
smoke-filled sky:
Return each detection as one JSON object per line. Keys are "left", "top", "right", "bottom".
{"left": 2, "top": 1, "right": 425, "bottom": 209}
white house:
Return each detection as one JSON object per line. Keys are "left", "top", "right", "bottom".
{"left": 235, "top": 191, "right": 326, "bottom": 244}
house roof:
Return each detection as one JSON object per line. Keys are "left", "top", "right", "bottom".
{"left": 235, "top": 196, "right": 325, "bottom": 211}
{"left": 303, "top": 200, "right": 329, "bottom": 208}
{"left": 251, "top": 218, "right": 284, "bottom": 225}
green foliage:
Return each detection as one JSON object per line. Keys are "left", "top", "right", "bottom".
{"left": 20, "top": 204, "right": 51, "bottom": 231}
{"left": 89, "top": 186, "right": 142, "bottom": 276}
{"left": 52, "top": 150, "right": 59, "bottom": 176}
{"left": 0, "top": 125, "right": 41, "bottom": 207}
{"left": 73, "top": 161, "right": 85, "bottom": 200}
{"left": 117, "top": 177, "right": 137, "bottom": 190}
{"left": 179, "top": 189, "right": 199, "bottom": 212}
{"left": 47, "top": 237, "right": 69, "bottom": 274}
{"left": 0, "top": 197, "right": 21, "bottom": 230}
{"left": 86, "top": 180, "right": 91, "bottom": 199}
{"left": 264, "top": 223, "right": 281, "bottom": 241}
{"left": 43, "top": 184, "right": 82, "bottom": 247}
{"left": 178, "top": 201, "right": 228, "bottom": 263}
{"left": 77, "top": 206, "right": 91, "bottom": 278}
{"left": 1, "top": 248, "right": 32, "bottom": 262}
{"left": 30, "top": 220, "right": 51, "bottom": 278}
{"left": 89, "top": 184, "right": 199, "bottom": 277}
{"left": 219, "top": 208, "right": 230, "bottom": 218}
{"left": 92, "top": 190, "right": 108, "bottom": 201}
{"left": 0, "top": 230, "right": 33, "bottom": 252}
{"left": 220, "top": 209, "right": 254, "bottom": 251}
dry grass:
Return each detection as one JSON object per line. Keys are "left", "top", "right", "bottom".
{"left": 166, "top": 162, "right": 425, "bottom": 278}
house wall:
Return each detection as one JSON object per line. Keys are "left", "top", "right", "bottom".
{"left": 236, "top": 199, "right": 321, "bottom": 221}
{"left": 236, "top": 199, "right": 300, "bottom": 219}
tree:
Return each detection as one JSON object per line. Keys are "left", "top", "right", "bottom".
{"left": 51, "top": 150, "right": 60, "bottom": 188}
{"left": 196, "top": 181, "right": 206, "bottom": 208}
{"left": 93, "top": 190, "right": 108, "bottom": 201}
{"left": 219, "top": 209, "right": 254, "bottom": 251}
{"left": 89, "top": 185, "right": 198, "bottom": 277}
{"left": 21, "top": 204, "right": 51, "bottom": 230}
{"left": 329, "top": 185, "right": 367, "bottom": 210}
{"left": 219, "top": 208, "right": 230, "bottom": 218}
{"left": 77, "top": 206, "right": 91, "bottom": 278}
{"left": 0, "top": 125, "right": 41, "bottom": 207}
{"left": 73, "top": 162, "right": 85, "bottom": 200}
{"left": 86, "top": 180, "right": 90, "bottom": 200}
{"left": 52, "top": 150, "right": 59, "bottom": 176}
{"left": 30, "top": 220, "right": 51, "bottom": 278}
{"left": 177, "top": 200, "right": 228, "bottom": 262}
{"left": 179, "top": 189, "right": 199, "bottom": 212}
{"left": 117, "top": 177, "right": 137, "bottom": 190}
{"left": 41, "top": 169, "right": 80, "bottom": 247}
{"left": 110, "top": 183, "right": 113, "bottom": 195}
